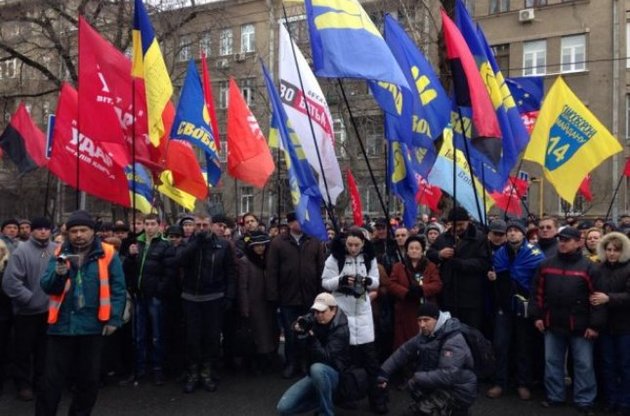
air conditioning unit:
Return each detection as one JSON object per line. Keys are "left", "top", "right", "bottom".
{"left": 519, "top": 8, "right": 535, "bottom": 23}
{"left": 235, "top": 53, "right": 247, "bottom": 62}
{"left": 216, "top": 59, "right": 229, "bottom": 69}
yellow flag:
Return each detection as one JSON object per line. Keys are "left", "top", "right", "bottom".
{"left": 523, "top": 77, "right": 622, "bottom": 204}
{"left": 157, "top": 170, "right": 197, "bottom": 211}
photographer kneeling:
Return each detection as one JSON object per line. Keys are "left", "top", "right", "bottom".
{"left": 277, "top": 293, "right": 350, "bottom": 416}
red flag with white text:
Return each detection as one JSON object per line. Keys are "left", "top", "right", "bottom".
{"left": 416, "top": 177, "right": 442, "bottom": 212}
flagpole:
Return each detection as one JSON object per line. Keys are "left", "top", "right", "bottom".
{"left": 131, "top": 77, "right": 137, "bottom": 234}
{"left": 43, "top": 170, "right": 52, "bottom": 217}
{"left": 337, "top": 80, "right": 391, "bottom": 229}
{"left": 76, "top": 21, "right": 82, "bottom": 210}
{"left": 281, "top": 7, "right": 339, "bottom": 233}
{"left": 605, "top": 174, "right": 624, "bottom": 223}
{"left": 456, "top": 108, "right": 484, "bottom": 225}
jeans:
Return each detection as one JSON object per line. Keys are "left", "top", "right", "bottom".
{"left": 544, "top": 331, "right": 596, "bottom": 406}
{"left": 599, "top": 333, "right": 630, "bottom": 409}
{"left": 36, "top": 335, "right": 103, "bottom": 416}
{"left": 277, "top": 363, "right": 339, "bottom": 416}
{"left": 182, "top": 298, "right": 223, "bottom": 367}
{"left": 492, "top": 310, "right": 534, "bottom": 388}
{"left": 133, "top": 296, "right": 164, "bottom": 374}
{"left": 12, "top": 313, "right": 47, "bottom": 391}
{"left": 279, "top": 305, "right": 309, "bottom": 366}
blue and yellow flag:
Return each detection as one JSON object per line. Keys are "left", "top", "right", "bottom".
{"left": 305, "top": 0, "right": 408, "bottom": 89}
{"left": 132, "top": 0, "right": 173, "bottom": 146}
{"left": 171, "top": 60, "right": 221, "bottom": 186}
{"left": 261, "top": 63, "right": 327, "bottom": 241}
{"left": 453, "top": 0, "right": 529, "bottom": 192}
{"left": 126, "top": 163, "right": 155, "bottom": 214}
{"left": 388, "top": 138, "right": 419, "bottom": 228}
{"left": 523, "top": 77, "right": 622, "bottom": 203}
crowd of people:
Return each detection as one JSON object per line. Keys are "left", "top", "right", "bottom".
{"left": 0, "top": 207, "right": 629, "bottom": 416}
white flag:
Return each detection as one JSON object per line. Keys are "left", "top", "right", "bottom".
{"left": 278, "top": 23, "right": 344, "bottom": 204}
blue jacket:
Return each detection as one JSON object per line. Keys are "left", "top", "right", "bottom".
{"left": 40, "top": 238, "right": 126, "bottom": 336}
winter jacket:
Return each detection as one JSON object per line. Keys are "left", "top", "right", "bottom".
{"left": 2, "top": 237, "right": 57, "bottom": 315}
{"left": 538, "top": 237, "right": 558, "bottom": 258}
{"left": 529, "top": 249, "right": 606, "bottom": 335}
{"left": 177, "top": 232, "right": 236, "bottom": 298}
{"left": 123, "top": 232, "right": 171, "bottom": 298}
{"left": 387, "top": 258, "right": 442, "bottom": 349}
{"left": 321, "top": 242, "right": 379, "bottom": 345}
{"left": 426, "top": 224, "right": 491, "bottom": 310}
{"left": 306, "top": 309, "right": 351, "bottom": 373}
{"left": 380, "top": 312, "right": 477, "bottom": 406}
{"left": 0, "top": 245, "right": 11, "bottom": 322}
{"left": 40, "top": 238, "right": 126, "bottom": 335}
{"left": 266, "top": 233, "right": 324, "bottom": 307}
{"left": 596, "top": 232, "right": 630, "bottom": 335}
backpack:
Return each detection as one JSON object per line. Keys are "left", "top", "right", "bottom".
{"left": 441, "top": 323, "right": 496, "bottom": 380}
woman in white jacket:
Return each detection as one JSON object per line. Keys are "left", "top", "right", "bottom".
{"left": 321, "top": 228, "right": 387, "bottom": 413}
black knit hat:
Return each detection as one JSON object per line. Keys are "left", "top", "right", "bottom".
{"left": 30, "top": 216, "right": 53, "bottom": 230}
{"left": 245, "top": 231, "right": 271, "bottom": 246}
{"left": 165, "top": 225, "right": 183, "bottom": 237}
{"left": 1, "top": 218, "right": 19, "bottom": 230}
{"left": 417, "top": 302, "right": 440, "bottom": 319}
{"left": 506, "top": 221, "right": 527, "bottom": 235}
{"left": 447, "top": 206, "right": 470, "bottom": 222}
{"left": 286, "top": 212, "right": 297, "bottom": 223}
{"left": 65, "top": 210, "right": 95, "bottom": 230}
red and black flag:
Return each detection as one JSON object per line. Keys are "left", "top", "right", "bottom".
{"left": 0, "top": 102, "right": 47, "bottom": 174}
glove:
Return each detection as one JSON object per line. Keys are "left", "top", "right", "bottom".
{"left": 339, "top": 275, "right": 350, "bottom": 286}
{"left": 55, "top": 261, "right": 69, "bottom": 276}
{"left": 102, "top": 325, "right": 117, "bottom": 336}
{"left": 406, "top": 285, "right": 423, "bottom": 300}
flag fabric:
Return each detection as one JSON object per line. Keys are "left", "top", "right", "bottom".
{"left": 416, "top": 177, "right": 442, "bottom": 212}
{"left": 132, "top": 0, "right": 173, "bottom": 147}
{"left": 578, "top": 175, "right": 592, "bottom": 202}
{"left": 507, "top": 76, "right": 544, "bottom": 135}
{"left": 170, "top": 59, "right": 221, "bottom": 185}
{"left": 160, "top": 140, "right": 208, "bottom": 201}
{"left": 0, "top": 103, "right": 47, "bottom": 174}
{"left": 346, "top": 169, "right": 363, "bottom": 226}
{"left": 127, "top": 163, "right": 155, "bottom": 214}
{"left": 200, "top": 52, "right": 221, "bottom": 150}
{"left": 623, "top": 158, "right": 630, "bottom": 177}
{"left": 304, "top": 0, "right": 408, "bottom": 89}
{"left": 523, "top": 77, "right": 623, "bottom": 203}
{"left": 226, "top": 78, "right": 274, "bottom": 189}
{"left": 278, "top": 23, "right": 344, "bottom": 203}
{"left": 262, "top": 63, "right": 327, "bottom": 240}
{"left": 441, "top": 9, "right": 499, "bottom": 139}
{"left": 490, "top": 177, "right": 528, "bottom": 217}
{"left": 427, "top": 127, "right": 492, "bottom": 223}
{"left": 158, "top": 170, "right": 197, "bottom": 211}
{"left": 388, "top": 139, "right": 419, "bottom": 228}
{"left": 383, "top": 14, "right": 451, "bottom": 150}
{"left": 48, "top": 83, "right": 130, "bottom": 207}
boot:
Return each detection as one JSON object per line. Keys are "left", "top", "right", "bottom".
{"left": 200, "top": 362, "right": 217, "bottom": 392}
{"left": 183, "top": 365, "right": 199, "bottom": 394}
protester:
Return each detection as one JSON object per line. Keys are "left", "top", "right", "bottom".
{"left": 266, "top": 212, "right": 324, "bottom": 380}
{"left": 393, "top": 227, "right": 409, "bottom": 263}
{"left": 537, "top": 217, "right": 559, "bottom": 257}
{"left": 377, "top": 303, "right": 477, "bottom": 416}
{"left": 486, "top": 221, "right": 545, "bottom": 401}
{"left": 583, "top": 228, "right": 602, "bottom": 262}
{"left": 276, "top": 293, "right": 350, "bottom": 416}
{"left": 529, "top": 226, "right": 604, "bottom": 414}
{"left": 18, "top": 219, "right": 31, "bottom": 242}
{"left": 238, "top": 231, "right": 277, "bottom": 374}
{"left": 36, "top": 210, "right": 126, "bottom": 416}
{"left": 591, "top": 232, "right": 630, "bottom": 416}
{"left": 387, "top": 236, "right": 442, "bottom": 349}
{"left": 424, "top": 223, "right": 442, "bottom": 251}
{"left": 178, "top": 214, "right": 196, "bottom": 242}
{"left": 427, "top": 207, "right": 491, "bottom": 330}
{"left": 0, "top": 238, "right": 11, "bottom": 397}
{"left": 1, "top": 219, "right": 20, "bottom": 253}
{"left": 487, "top": 219, "right": 507, "bottom": 252}
{"left": 321, "top": 228, "right": 386, "bottom": 414}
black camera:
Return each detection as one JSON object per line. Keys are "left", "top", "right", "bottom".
{"left": 295, "top": 313, "right": 315, "bottom": 333}
{"left": 340, "top": 275, "right": 370, "bottom": 299}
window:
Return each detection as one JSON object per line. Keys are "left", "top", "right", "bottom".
{"left": 240, "top": 186, "right": 254, "bottom": 214}
{"left": 240, "top": 78, "right": 255, "bottom": 107}
{"left": 200, "top": 32, "right": 211, "bottom": 57}
{"left": 524, "top": 0, "right": 547, "bottom": 7}
{"left": 333, "top": 117, "right": 347, "bottom": 158}
{"left": 362, "top": 116, "right": 384, "bottom": 157}
{"left": 240, "top": 24, "right": 255, "bottom": 53}
{"left": 178, "top": 37, "right": 191, "bottom": 62}
{"left": 363, "top": 184, "right": 385, "bottom": 215}
{"left": 561, "top": 34, "right": 586, "bottom": 73}
{"left": 219, "top": 29, "right": 233, "bottom": 56}
{"left": 489, "top": 0, "right": 510, "bottom": 13}
{"left": 522, "top": 40, "right": 546, "bottom": 75}
{"left": 218, "top": 81, "right": 228, "bottom": 109}
{"left": 491, "top": 44, "right": 510, "bottom": 74}
{"left": 219, "top": 141, "right": 228, "bottom": 162}
{"left": 0, "top": 58, "right": 17, "bottom": 79}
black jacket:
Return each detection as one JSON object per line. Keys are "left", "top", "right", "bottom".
{"left": 123, "top": 233, "right": 172, "bottom": 298}
{"left": 595, "top": 232, "right": 630, "bottom": 335}
{"left": 427, "top": 224, "right": 491, "bottom": 310}
{"left": 177, "top": 232, "right": 236, "bottom": 298}
{"left": 529, "top": 250, "right": 605, "bottom": 335}
{"left": 306, "top": 309, "right": 351, "bottom": 372}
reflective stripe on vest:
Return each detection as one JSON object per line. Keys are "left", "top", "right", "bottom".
{"left": 48, "top": 243, "right": 115, "bottom": 325}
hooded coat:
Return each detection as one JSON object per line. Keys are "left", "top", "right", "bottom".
{"left": 596, "top": 232, "right": 630, "bottom": 335}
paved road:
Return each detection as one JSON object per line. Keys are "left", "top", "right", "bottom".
{"left": 0, "top": 369, "right": 587, "bottom": 416}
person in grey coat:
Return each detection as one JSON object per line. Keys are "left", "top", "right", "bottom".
{"left": 1, "top": 217, "right": 57, "bottom": 401}
{"left": 377, "top": 303, "right": 477, "bottom": 416}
